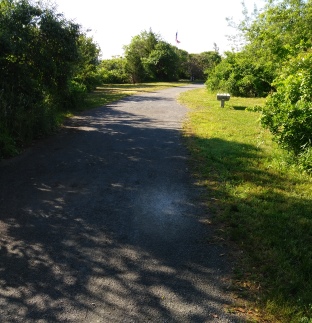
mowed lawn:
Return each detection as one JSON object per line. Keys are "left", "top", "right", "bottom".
{"left": 179, "top": 88, "right": 312, "bottom": 323}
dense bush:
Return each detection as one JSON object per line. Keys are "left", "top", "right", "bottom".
{"left": 123, "top": 30, "right": 216, "bottom": 83}
{"left": 205, "top": 51, "right": 273, "bottom": 97}
{"left": 99, "top": 57, "right": 130, "bottom": 84}
{"left": 73, "top": 35, "right": 101, "bottom": 91}
{"left": 124, "top": 30, "right": 159, "bottom": 83}
{"left": 204, "top": 0, "right": 312, "bottom": 172}
{"left": 261, "top": 51, "right": 312, "bottom": 172}
{"left": 0, "top": 0, "right": 100, "bottom": 157}
{"left": 142, "top": 41, "right": 179, "bottom": 81}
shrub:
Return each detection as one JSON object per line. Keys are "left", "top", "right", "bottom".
{"left": 0, "top": 1, "right": 100, "bottom": 157}
{"left": 99, "top": 58, "right": 130, "bottom": 84}
{"left": 261, "top": 51, "right": 312, "bottom": 172}
{"left": 65, "top": 80, "right": 87, "bottom": 110}
{"left": 0, "top": 128, "right": 19, "bottom": 158}
{"left": 206, "top": 51, "right": 273, "bottom": 97}
{"left": 99, "top": 68, "right": 129, "bottom": 84}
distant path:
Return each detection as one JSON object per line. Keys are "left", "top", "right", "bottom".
{"left": 0, "top": 85, "right": 241, "bottom": 322}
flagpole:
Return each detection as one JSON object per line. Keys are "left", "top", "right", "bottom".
{"left": 175, "top": 31, "right": 180, "bottom": 45}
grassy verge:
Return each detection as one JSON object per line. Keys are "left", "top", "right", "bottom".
{"left": 179, "top": 88, "right": 312, "bottom": 322}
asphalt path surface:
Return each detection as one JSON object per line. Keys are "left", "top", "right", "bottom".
{"left": 0, "top": 85, "right": 242, "bottom": 322}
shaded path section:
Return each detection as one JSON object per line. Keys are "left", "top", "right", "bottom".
{"left": 0, "top": 85, "right": 241, "bottom": 322}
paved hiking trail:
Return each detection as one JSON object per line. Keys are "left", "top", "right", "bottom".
{"left": 0, "top": 85, "right": 242, "bottom": 322}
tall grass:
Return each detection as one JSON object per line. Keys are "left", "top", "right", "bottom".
{"left": 179, "top": 88, "right": 312, "bottom": 322}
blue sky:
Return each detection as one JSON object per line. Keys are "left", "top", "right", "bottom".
{"left": 52, "top": 0, "right": 266, "bottom": 59}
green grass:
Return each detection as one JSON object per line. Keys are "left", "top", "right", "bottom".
{"left": 179, "top": 88, "right": 312, "bottom": 323}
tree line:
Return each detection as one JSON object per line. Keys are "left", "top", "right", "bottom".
{"left": 2, "top": 0, "right": 310, "bottom": 172}
{"left": 98, "top": 29, "right": 221, "bottom": 84}
{"left": 206, "top": 0, "right": 312, "bottom": 173}
{"left": 0, "top": 0, "right": 221, "bottom": 158}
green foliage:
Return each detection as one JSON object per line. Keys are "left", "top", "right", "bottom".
{"left": 175, "top": 48, "right": 190, "bottom": 79}
{"left": 205, "top": 53, "right": 233, "bottom": 92}
{"left": 208, "top": 0, "right": 312, "bottom": 99}
{"left": 73, "top": 35, "right": 101, "bottom": 92}
{"left": 124, "top": 29, "right": 159, "bottom": 83}
{"left": 180, "top": 88, "right": 312, "bottom": 322}
{"left": 123, "top": 29, "right": 190, "bottom": 83}
{"left": 224, "top": 0, "right": 312, "bottom": 170}
{"left": 246, "top": 0, "right": 312, "bottom": 73}
{"left": 173, "top": 50, "right": 222, "bottom": 81}
{"left": 189, "top": 51, "right": 221, "bottom": 80}
{"left": 65, "top": 80, "right": 87, "bottom": 110}
{"left": 201, "top": 51, "right": 222, "bottom": 78}
{"left": 106, "top": 30, "right": 219, "bottom": 83}
{"left": 261, "top": 51, "right": 312, "bottom": 172}
{"left": 0, "top": 0, "right": 100, "bottom": 157}
{"left": 0, "top": 128, "right": 19, "bottom": 158}
{"left": 206, "top": 51, "right": 272, "bottom": 97}
{"left": 99, "top": 57, "right": 131, "bottom": 84}
{"left": 251, "top": 0, "right": 312, "bottom": 172}
{"left": 143, "top": 41, "right": 179, "bottom": 81}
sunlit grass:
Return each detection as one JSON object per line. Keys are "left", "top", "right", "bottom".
{"left": 179, "top": 88, "right": 312, "bottom": 323}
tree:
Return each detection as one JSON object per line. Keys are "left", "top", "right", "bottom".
{"left": 175, "top": 48, "right": 190, "bottom": 79}
{"left": 73, "top": 35, "right": 101, "bottom": 92}
{"left": 261, "top": 50, "right": 312, "bottom": 172}
{"left": 37, "top": 5, "right": 81, "bottom": 110}
{"left": 124, "top": 29, "right": 159, "bottom": 83}
{"left": 200, "top": 51, "right": 222, "bottom": 77}
{"left": 0, "top": 0, "right": 100, "bottom": 156}
{"left": 238, "top": 0, "right": 312, "bottom": 81}
{"left": 174, "top": 50, "right": 222, "bottom": 82}
{"left": 123, "top": 29, "right": 183, "bottom": 82}
{"left": 206, "top": 51, "right": 272, "bottom": 97}
{"left": 143, "top": 41, "right": 179, "bottom": 81}
{"left": 193, "top": 51, "right": 222, "bottom": 80}
{"left": 99, "top": 57, "right": 129, "bottom": 84}
{"left": 229, "top": 0, "right": 312, "bottom": 170}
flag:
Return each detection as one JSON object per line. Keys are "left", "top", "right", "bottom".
{"left": 175, "top": 32, "right": 180, "bottom": 44}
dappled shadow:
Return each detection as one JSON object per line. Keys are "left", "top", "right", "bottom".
{"left": 190, "top": 136, "right": 310, "bottom": 194}
{"left": 0, "top": 91, "right": 242, "bottom": 322}
{"left": 187, "top": 135, "right": 312, "bottom": 308}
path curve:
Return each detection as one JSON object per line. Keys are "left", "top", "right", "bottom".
{"left": 0, "top": 85, "right": 241, "bottom": 322}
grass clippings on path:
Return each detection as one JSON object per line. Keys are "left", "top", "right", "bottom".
{"left": 179, "top": 88, "right": 312, "bottom": 323}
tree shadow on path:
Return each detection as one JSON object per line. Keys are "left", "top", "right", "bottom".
{"left": 0, "top": 99, "right": 244, "bottom": 322}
